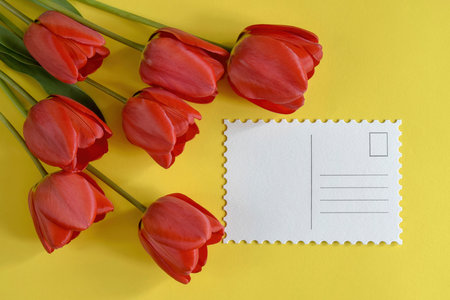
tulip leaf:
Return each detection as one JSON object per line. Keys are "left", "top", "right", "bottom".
{"left": 0, "top": 44, "right": 37, "bottom": 65}
{"left": 0, "top": 53, "right": 105, "bottom": 121}
{"left": 29, "top": 0, "right": 82, "bottom": 16}
{"left": 0, "top": 25, "right": 33, "bottom": 61}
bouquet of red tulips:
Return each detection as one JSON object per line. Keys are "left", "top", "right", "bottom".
{"left": 0, "top": 0, "right": 322, "bottom": 284}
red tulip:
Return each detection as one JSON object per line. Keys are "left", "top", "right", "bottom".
{"left": 29, "top": 171, "right": 114, "bottom": 253}
{"left": 24, "top": 11, "right": 110, "bottom": 84}
{"left": 139, "top": 28, "right": 229, "bottom": 103}
{"left": 122, "top": 87, "right": 201, "bottom": 168}
{"left": 23, "top": 95, "right": 112, "bottom": 172}
{"left": 138, "top": 193, "right": 224, "bottom": 284}
{"left": 227, "top": 24, "right": 323, "bottom": 114}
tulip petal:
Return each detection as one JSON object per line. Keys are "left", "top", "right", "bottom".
{"left": 170, "top": 123, "right": 199, "bottom": 158}
{"left": 59, "top": 38, "right": 88, "bottom": 71}
{"left": 184, "top": 123, "right": 199, "bottom": 142}
{"left": 170, "top": 126, "right": 198, "bottom": 159}
{"left": 35, "top": 210, "right": 74, "bottom": 250}
{"left": 77, "top": 172, "right": 104, "bottom": 193}
{"left": 142, "top": 196, "right": 212, "bottom": 250}
{"left": 28, "top": 189, "right": 54, "bottom": 253}
{"left": 24, "top": 24, "right": 78, "bottom": 84}
{"left": 171, "top": 141, "right": 186, "bottom": 157}
{"left": 94, "top": 196, "right": 114, "bottom": 222}
{"left": 248, "top": 30, "right": 323, "bottom": 66}
{"left": 191, "top": 47, "right": 225, "bottom": 81}
{"left": 283, "top": 44, "right": 315, "bottom": 77}
{"left": 94, "top": 201, "right": 114, "bottom": 222}
{"left": 149, "top": 153, "right": 174, "bottom": 169}
{"left": 70, "top": 231, "right": 81, "bottom": 241}
{"left": 76, "top": 137, "right": 109, "bottom": 171}
{"left": 56, "top": 97, "right": 106, "bottom": 150}
{"left": 139, "top": 230, "right": 194, "bottom": 284}
{"left": 228, "top": 35, "right": 308, "bottom": 105}
{"left": 139, "top": 37, "right": 218, "bottom": 102}
{"left": 33, "top": 172, "right": 97, "bottom": 231}
{"left": 245, "top": 24, "right": 319, "bottom": 43}
{"left": 192, "top": 245, "right": 207, "bottom": 273}
{"left": 168, "top": 193, "right": 224, "bottom": 245}
{"left": 56, "top": 95, "right": 112, "bottom": 137}
{"left": 78, "top": 51, "right": 109, "bottom": 80}
{"left": 161, "top": 110, "right": 189, "bottom": 137}
{"left": 96, "top": 46, "right": 110, "bottom": 56}
{"left": 300, "top": 42, "right": 323, "bottom": 65}
{"left": 155, "top": 27, "right": 229, "bottom": 59}
{"left": 141, "top": 230, "right": 199, "bottom": 274}
{"left": 206, "top": 228, "right": 225, "bottom": 245}
{"left": 68, "top": 108, "right": 105, "bottom": 149}
{"left": 246, "top": 94, "right": 305, "bottom": 114}
{"left": 122, "top": 97, "right": 176, "bottom": 154}
{"left": 141, "top": 88, "right": 202, "bottom": 124}
{"left": 38, "top": 11, "right": 105, "bottom": 46}
{"left": 73, "top": 42, "right": 95, "bottom": 57}
{"left": 77, "top": 172, "right": 114, "bottom": 222}
{"left": 23, "top": 99, "right": 77, "bottom": 169}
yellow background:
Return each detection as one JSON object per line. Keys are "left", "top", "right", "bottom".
{"left": 1, "top": 0, "right": 449, "bottom": 299}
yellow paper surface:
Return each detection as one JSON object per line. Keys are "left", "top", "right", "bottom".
{"left": 0, "top": 0, "right": 449, "bottom": 299}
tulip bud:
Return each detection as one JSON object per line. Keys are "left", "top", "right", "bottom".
{"left": 23, "top": 95, "right": 112, "bottom": 172}
{"left": 138, "top": 193, "right": 224, "bottom": 284}
{"left": 228, "top": 24, "right": 323, "bottom": 114}
{"left": 24, "top": 11, "right": 110, "bottom": 84}
{"left": 122, "top": 87, "right": 201, "bottom": 168}
{"left": 29, "top": 171, "right": 114, "bottom": 253}
{"left": 139, "top": 28, "right": 229, "bottom": 103}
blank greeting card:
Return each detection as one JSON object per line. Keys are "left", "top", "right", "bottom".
{"left": 223, "top": 120, "right": 402, "bottom": 244}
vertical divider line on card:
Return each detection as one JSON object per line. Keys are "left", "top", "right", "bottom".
{"left": 310, "top": 134, "right": 313, "bottom": 230}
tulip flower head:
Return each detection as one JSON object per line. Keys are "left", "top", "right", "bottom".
{"left": 23, "top": 95, "right": 112, "bottom": 172}
{"left": 138, "top": 193, "right": 224, "bottom": 284}
{"left": 122, "top": 87, "right": 201, "bottom": 168}
{"left": 29, "top": 171, "right": 114, "bottom": 253}
{"left": 227, "top": 24, "right": 323, "bottom": 114}
{"left": 24, "top": 11, "right": 110, "bottom": 84}
{"left": 139, "top": 28, "right": 229, "bottom": 103}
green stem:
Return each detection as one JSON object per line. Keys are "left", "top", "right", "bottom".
{"left": 76, "top": 0, "right": 166, "bottom": 29}
{"left": 0, "top": 79, "right": 27, "bottom": 117}
{"left": 86, "top": 165, "right": 147, "bottom": 213}
{"left": 0, "top": 0, "right": 33, "bottom": 25}
{"left": 74, "top": 0, "right": 232, "bottom": 51}
{"left": 0, "top": 70, "right": 37, "bottom": 105}
{"left": 0, "top": 11, "right": 24, "bottom": 37}
{"left": 84, "top": 77, "right": 127, "bottom": 104}
{"left": 34, "top": 0, "right": 145, "bottom": 52}
{"left": 0, "top": 112, "right": 48, "bottom": 177}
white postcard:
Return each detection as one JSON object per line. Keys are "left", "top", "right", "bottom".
{"left": 223, "top": 120, "right": 402, "bottom": 244}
